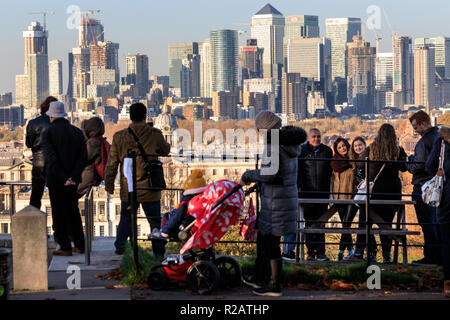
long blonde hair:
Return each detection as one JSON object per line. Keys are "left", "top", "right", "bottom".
{"left": 369, "top": 123, "right": 400, "bottom": 161}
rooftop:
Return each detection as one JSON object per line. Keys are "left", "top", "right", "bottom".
{"left": 254, "top": 3, "right": 283, "bottom": 16}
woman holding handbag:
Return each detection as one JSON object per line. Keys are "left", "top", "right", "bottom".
{"left": 355, "top": 124, "right": 407, "bottom": 263}
{"left": 426, "top": 126, "right": 450, "bottom": 298}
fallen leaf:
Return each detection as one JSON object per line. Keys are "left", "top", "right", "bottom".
{"left": 105, "top": 285, "right": 117, "bottom": 290}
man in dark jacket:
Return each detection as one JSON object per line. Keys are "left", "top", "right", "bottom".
{"left": 298, "top": 128, "right": 333, "bottom": 261}
{"left": 25, "top": 96, "right": 57, "bottom": 209}
{"left": 42, "top": 101, "right": 87, "bottom": 256}
{"left": 104, "top": 103, "right": 170, "bottom": 256}
{"left": 407, "top": 111, "right": 440, "bottom": 265}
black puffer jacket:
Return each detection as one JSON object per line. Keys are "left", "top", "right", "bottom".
{"left": 407, "top": 126, "right": 440, "bottom": 188}
{"left": 25, "top": 115, "right": 50, "bottom": 167}
{"left": 297, "top": 142, "right": 333, "bottom": 198}
{"left": 241, "top": 126, "right": 307, "bottom": 236}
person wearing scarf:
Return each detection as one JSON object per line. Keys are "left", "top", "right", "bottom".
{"left": 331, "top": 137, "right": 357, "bottom": 261}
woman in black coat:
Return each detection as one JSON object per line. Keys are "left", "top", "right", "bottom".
{"left": 426, "top": 126, "right": 450, "bottom": 297}
{"left": 356, "top": 124, "right": 407, "bottom": 263}
{"left": 240, "top": 111, "right": 306, "bottom": 297}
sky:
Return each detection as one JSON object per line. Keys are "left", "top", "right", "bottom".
{"left": 1, "top": 0, "right": 450, "bottom": 95}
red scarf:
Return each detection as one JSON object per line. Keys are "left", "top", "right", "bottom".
{"left": 331, "top": 153, "right": 352, "bottom": 173}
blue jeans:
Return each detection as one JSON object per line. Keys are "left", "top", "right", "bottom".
{"left": 283, "top": 233, "right": 296, "bottom": 254}
{"left": 114, "top": 201, "right": 165, "bottom": 257}
{"left": 412, "top": 188, "right": 440, "bottom": 263}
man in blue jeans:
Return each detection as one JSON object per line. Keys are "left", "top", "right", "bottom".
{"left": 104, "top": 103, "right": 170, "bottom": 257}
{"left": 407, "top": 111, "right": 440, "bottom": 265}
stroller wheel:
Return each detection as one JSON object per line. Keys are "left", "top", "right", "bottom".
{"left": 148, "top": 269, "right": 167, "bottom": 291}
{"left": 214, "top": 256, "right": 242, "bottom": 289}
{"left": 186, "top": 260, "right": 220, "bottom": 295}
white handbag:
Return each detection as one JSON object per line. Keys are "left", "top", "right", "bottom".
{"left": 354, "top": 164, "right": 385, "bottom": 204}
{"left": 422, "top": 140, "right": 446, "bottom": 208}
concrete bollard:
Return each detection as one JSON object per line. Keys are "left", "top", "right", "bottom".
{"left": 11, "top": 205, "right": 48, "bottom": 291}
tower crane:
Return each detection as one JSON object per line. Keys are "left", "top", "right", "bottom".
{"left": 28, "top": 11, "right": 55, "bottom": 30}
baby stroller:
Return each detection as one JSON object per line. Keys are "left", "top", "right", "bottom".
{"left": 147, "top": 180, "right": 256, "bottom": 295}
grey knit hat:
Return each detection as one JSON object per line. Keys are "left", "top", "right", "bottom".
{"left": 255, "top": 110, "right": 282, "bottom": 130}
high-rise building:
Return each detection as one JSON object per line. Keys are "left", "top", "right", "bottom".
{"left": 126, "top": 54, "right": 149, "bottom": 97}
{"left": 180, "top": 54, "right": 201, "bottom": 98}
{"left": 281, "top": 72, "right": 307, "bottom": 120}
{"left": 414, "top": 46, "right": 436, "bottom": 111}
{"left": 27, "top": 54, "right": 49, "bottom": 109}
{"left": 79, "top": 17, "right": 104, "bottom": 47}
{"left": 15, "top": 75, "right": 29, "bottom": 107}
{"left": 49, "top": 60, "right": 63, "bottom": 96}
{"left": 168, "top": 42, "right": 199, "bottom": 90}
{"left": 251, "top": 4, "right": 285, "bottom": 78}
{"left": 212, "top": 91, "right": 237, "bottom": 119}
{"left": 240, "top": 39, "right": 264, "bottom": 81}
{"left": 392, "top": 36, "right": 414, "bottom": 108}
{"left": 347, "top": 36, "right": 376, "bottom": 115}
{"left": 71, "top": 47, "right": 90, "bottom": 98}
{"left": 375, "top": 52, "right": 394, "bottom": 109}
{"left": 90, "top": 41, "right": 120, "bottom": 86}
{"left": 210, "top": 29, "right": 239, "bottom": 93}
{"left": 414, "top": 37, "right": 450, "bottom": 79}
{"left": 325, "top": 18, "right": 361, "bottom": 81}
{"left": 0, "top": 93, "right": 12, "bottom": 107}
{"left": 23, "top": 21, "right": 48, "bottom": 74}
{"left": 284, "top": 15, "right": 320, "bottom": 40}
{"left": 200, "top": 39, "right": 212, "bottom": 98}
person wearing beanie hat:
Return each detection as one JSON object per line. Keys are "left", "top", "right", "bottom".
{"left": 255, "top": 110, "right": 282, "bottom": 130}
{"left": 149, "top": 169, "right": 207, "bottom": 240}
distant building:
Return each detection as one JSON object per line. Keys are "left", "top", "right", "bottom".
{"left": 200, "top": 39, "right": 212, "bottom": 98}
{"left": 243, "top": 91, "right": 271, "bottom": 115}
{"left": 347, "top": 36, "right": 376, "bottom": 115}
{"left": 415, "top": 37, "right": 450, "bottom": 79}
{"left": 27, "top": 54, "right": 49, "bottom": 109}
{"left": 168, "top": 42, "right": 199, "bottom": 90}
{"left": 251, "top": 4, "right": 285, "bottom": 78}
{"left": 78, "top": 17, "right": 104, "bottom": 47}
{"left": 70, "top": 47, "right": 90, "bottom": 99}
{"left": 414, "top": 46, "right": 436, "bottom": 111}
{"left": 283, "top": 15, "right": 320, "bottom": 65}
{"left": 281, "top": 72, "right": 307, "bottom": 120}
{"left": 23, "top": 21, "right": 48, "bottom": 74}
{"left": 307, "top": 91, "right": 327, "bottom": 117}
{"left": 180, "top": 54, "right": 201, "bottom": 98}
{"left": 212, "top": 91, "right": 237, "bottom": 119}
{"left": 49, "top": 59, "right": 63, "bottom": 96}
{"left": 0, "top": 105, "right": 24, "bottom": 127}
{"left": 211, "top": 29, "right": 239, "bottom": 93}
{"left": 393, "top": 36, "right": 415, "bottom": 109}
{"left": 126, "top": 54, "right": 149, "bottom": 97}
{"left": 375, "top": 53, "right": 394, "bottom": 110}
{"left": 240, "top": 39, "right": 264, "bottom": 81}
{"left": 0, "top": 93, "right": 13, "bottom": 107}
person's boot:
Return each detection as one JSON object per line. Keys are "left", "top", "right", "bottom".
{"left": 253, "top": 259, "right": 282, "bottom": 297}
{"left": 444, "top": 280, "right": 450, "bottom": 298}
{"left": 243, "top": 256, "right": 266, "bottom": 289}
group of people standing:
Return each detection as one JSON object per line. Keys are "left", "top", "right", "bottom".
{"left": 241, "top": 110, "right": 450, "bottom": 297}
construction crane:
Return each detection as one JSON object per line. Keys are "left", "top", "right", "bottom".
{"left": 70, "top": 9, "right": 101, "bottom": 46}
{"left": 28, "top": 11, "right": 55, "bottom": 30}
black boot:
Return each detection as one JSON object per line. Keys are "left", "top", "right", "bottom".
{"left": 253, "top": 259, "right": 283, "bottom": 297}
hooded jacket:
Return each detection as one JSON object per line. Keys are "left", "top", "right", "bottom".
{"left": 78, "top": 117, "right": 106, "bottom": 195}
{"left": 426, "top": 126, "right": 450, "bottom": 223}
{"left": 241, "top": 126, "right": 307, "bottom": 236}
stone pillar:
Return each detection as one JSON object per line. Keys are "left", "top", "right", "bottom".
{"left": 11, "top": 205, "right": 48, "bottom": 291}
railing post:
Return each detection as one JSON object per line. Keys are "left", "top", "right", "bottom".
{"left": 9, "top": 184, "right": 15, "bottom": 217}
{"left": 365, "top": 157, "right": 371, "bottom": 267}
{"left": 84, "top": 186, "right": 93, "bottom": 265}
{"left": 128, "top": 150, "right": 140, "bottom": 271}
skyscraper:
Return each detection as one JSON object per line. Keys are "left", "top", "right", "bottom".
{"left": 168, "top": 42, "right": 199, "bottom": 90}
{"left": 210, "top": 29, "right": 239, "bottom": 93}
{"left": 79, "top": 17, "right": 104, "bottom": 47}
{"left": 325, "top": 18, "right": 361, "bottom": 81}
{"left": 281, "top": 72, "right": 307, "bottom": 120}
{"left": 23, "top": 21, "right": 48, "bottom": 74}
{"left": 414, "top": 37, "right": 450, "bottom": 79}
{"left": 284, "top": 15, "right": 320, "bottom": 40}
{"left": 71, "top": 47, "right": 90, "bottom": 99}
{"left": 347, "top": 36, "right": 376, "bottom": 115}
{"left": 49, "top": 59, "right": 63, "bottom": 96}
{"left": 200, "top": 39, "right": 212, "bottom": 98}
{"left": 414, "top": 46, "right": 436, "bottom": 111}
{"left": 180, "top": 54, "right": 201, "bottom": 98}
{"left": 240, "top": 39, "right": 264, "bottom": 81}
{"left": 27, "top": 54, "right": 50, "bottom": 109}
{"left": 251, "top": 4, "right": 285, "bottom": 78}
{"left": 375, "top": 52, "right": 394, "bottom": 110}
{"left": 126, "top": 54, "right": 149, "bottom": 97}
{"left": 392, "top": 36, "right": 414, "bottom": 109}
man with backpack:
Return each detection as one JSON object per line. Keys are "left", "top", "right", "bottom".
{"left": 78, "top": 117, "right": 110, "bottom": 197}
{"left": 105, "top": 103, "right": 170, "bottom": 256}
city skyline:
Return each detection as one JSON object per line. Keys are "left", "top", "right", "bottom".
{"left": 1, "top": 0, "right": 450, "bottom": 94}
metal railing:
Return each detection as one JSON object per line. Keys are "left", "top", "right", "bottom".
{"left": 0, "top": 182, "right": 32, "bottom": 218}
{"left": 84, "top": 186, "right": 94, "bottom": 265}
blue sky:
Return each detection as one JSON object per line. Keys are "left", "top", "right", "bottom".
{"left": 1, "top": 0, "right": 449, "bottom": 94}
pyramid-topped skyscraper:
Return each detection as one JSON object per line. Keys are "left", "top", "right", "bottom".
{"left": 251, "top": 4, "right": 285, "bottom": 79}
